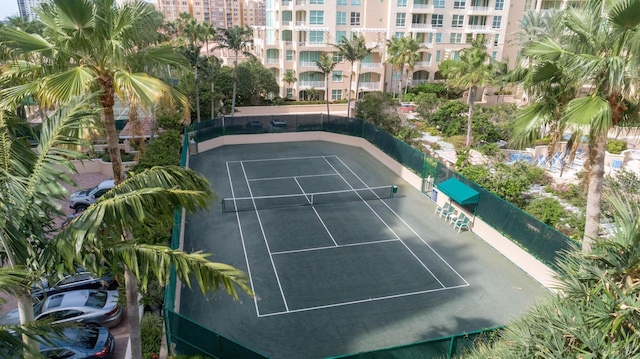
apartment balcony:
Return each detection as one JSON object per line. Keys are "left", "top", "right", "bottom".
{"left": 412, "top": 79, "right": 429, "bottom": 86}
{"left": 281, "top": 0, "right": 292, "bottom": 7}
{"left": 266, "top": 58, "right": 280, "bottom": 64}
{"left": 299, "top": 81, "right": 325, "bottom": 88}
{"left": 410, "top": 23, "right": 435, "bottom": 32}
{"left": 296, "top": 21, "right": 306, "bottom": 26}
{"left": 466, "top": 25, "right": 493, "bottom": 33}
{"left": 410, "top": 4, "right": 434, "bottom": 12}
{"left": 360, "top": 63, "right": 382, "bottom": 69}
{"left": 281, "top": 20, "right": 292, "bottom": 26}
{"left": 299, "top": 61, "right": 318, "bottom": 68}
{"left": 414, "top": 61, "right": 430, "bottom": 68}
{"left": 296, "top": 0, "right": 306, "bottom": 5}
{"left": 358, "top": 82, "right": 380, "bottom": 90}
{"left": 298, "top": 42, "right": 327, "bottom": 48}
{"left": 281, "top": 40, "right": 294, "bottom": 46}
{"left": 254, "top": 38, "right": 264, "bottom": 46}
{"left": 468, "top": 6, "right": 491, "bottom": 13}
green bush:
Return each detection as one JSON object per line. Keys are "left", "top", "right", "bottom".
{"left": 525, "top": 197, "right": 565, "bottom": 227}
{"left": 141, "top": 313, "right": 164, "bottom": 359}
{"left": 606, "top": 139, "right": 627, "bottom": 154}
{"left": 101, "top": 149, "right": 136, "bottom": 162}
{"left": 478, "top": 143, "right": 501, "bottom": 156}
{"left": 534, "top": 136, "right": 552, "bottom": 145}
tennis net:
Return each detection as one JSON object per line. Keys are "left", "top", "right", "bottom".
{"left": 222, "top": 185, "right": 396, "bottom": 212}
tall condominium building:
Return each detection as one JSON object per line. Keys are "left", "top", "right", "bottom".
{"left": 252, "top": 0, "right": 583, "bottom": 101}
{"left": 252, "top": 0, "right": 513, "bottom": 101}
{"left": 17, "top": 0, "right": 45, "bottom": 20}
{"left": 156, "top": 0, "right": 266, "bottom": 28}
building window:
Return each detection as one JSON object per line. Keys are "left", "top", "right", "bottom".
{"left": 394, "top": 32, "right": 404, "bottom": 38}
{"left": 335, "top": 30, "right": 347, "bottom": 42}
{"left": 397, "top": 0, "right": 407, "bottom": 6}
{"left": 492, "top": 15, "right": 502, "bottom": 29}
{"left": 494, "top": 34, "right": 500, "bottom": 46}
{"left": 286, "top": 88, "right": 293, "bottom": 99}
{"left": 309, "top": 31, "right": 324, "bottom": 44}
{"left": 310, "top": 10, "right": 324, "bottom": 25}
{"left": 492, "top": 51, "right": 497, "bottom": 60}
{"left": 495, "top": 0, "right": 504, "bottom": 10}
{"left": 336, "top": 12, "right": 346, "bottom": 25}
{"left": 452, "top": 51, "right": 460, "bottom": 61}
{"left": 337, "top": 0, "right": 347, "bottom": 5}
{"left": 286, "top": 50, "right": 293, "bottom": 61}
{"left": 435, "top": 33, "right": 442, "bottom": 43}
{"left": 451, "top": 15, "right": 464, "bottom": 28}
{"left": 351, "top": 0, "right": 361, "bottom": 5}
{"left": 431, "top": 14, "right": 443, "bottom": 28}
{"left": 333, "top": 53, "right": 344, "bottom": 62}
{"left": 310, "top": 0, "right": 324, "bottom": 3}
{"left": 426, "top": 53, "right": 432, "bottom": 65}
{"left": 435, "top": 50, "right": 441, "bottom": 63}
{"left": 332, "top": 70, "right": 343, "bottom": 81}
{"left": 453, "top": 0, "right": 465, "bottom": 9}
{"left": 332, "top": 89, "right": 342, "bottom": 100}
{"left": 350, "top": 12, "right": 360, "bottom": 25}
{"left": 433, "top": 0, "right": 445, "bottom": 7}
{"left": 450, "top": 33, "right": 462, "bottom": 43}
{"left": 396, "top": 13, "right": 406, "bottom": 27}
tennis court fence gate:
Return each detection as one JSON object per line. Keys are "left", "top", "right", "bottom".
{"left": 163, "top": 114, "right": 574, "bottom": 358}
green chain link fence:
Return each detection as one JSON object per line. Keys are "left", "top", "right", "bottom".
{"left": 164, "top": 114, "right": 573, "bottom": 358}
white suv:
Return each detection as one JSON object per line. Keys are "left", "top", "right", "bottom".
{"left": 69, "top": 179, "right": 114, "bottom": 212}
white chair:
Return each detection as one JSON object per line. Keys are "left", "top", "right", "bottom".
{"left": 453, "top": 216, "right": 471, "bottom": 233}
{"left": 435, "top": 202, "right": 450, "bottom": 216}
{"left": 448, "top": 212, "right": 466, "bottom": 225}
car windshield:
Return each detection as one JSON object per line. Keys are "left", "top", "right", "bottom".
{"left": 85, "top": 291, "right": 107, "bottom": 308}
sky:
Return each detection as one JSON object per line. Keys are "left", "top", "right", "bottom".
{"left": 0, "top": 0, "right": 20, "bottom": 21}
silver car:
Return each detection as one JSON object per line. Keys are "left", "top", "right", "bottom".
{"left": 0, "top": 289, "right": 121, "bottom": 328}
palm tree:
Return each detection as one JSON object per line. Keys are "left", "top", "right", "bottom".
{"left": 511, "top": 0, "right": 640, "bottom": 251}
{"left": 440, "top": 40, "right": 494, "bottom": 147}
{"left": 0, "top": 98, "right": 251, "bottom": 358}
{"left": 315, "top": 53, "right": 337, "bottom": 123}
{"left": 465, "top": 194, "right": 640, "bottom": 357}
{"left": 386, "top": 36, "right": 423, "bottom": 96}
{"left": 334, "top": 34, "right": 372, "bottom": 118}
{"left": 215, "top": 25, "right": 254, "bottom": 118}
{"left": 282, "top": 70, "right": 297, "bottom": 99}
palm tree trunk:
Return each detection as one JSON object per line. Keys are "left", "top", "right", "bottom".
{"left": 354, "top": 62, "right": 362, "bottom": 115}
{"left": 98, "top": 79, "right": 125, "bottom": 183}
{"left": 211, "top": 79, "right": 215, "bottom": 120}
{"left": 17, "top": 289, "right": 38, "bottom": 359}
{"left": 125, "top": 266, "right": 142, "bottom": 359}
{"left": 465, "top": 86, "right": 475, "bottom": 147}
{"left": 231, "top": 52, "right": 238, "bottom": 118}
{"left": 195, "top": 61, "right": 201, "bottom": 123}
{"left": 582, "top": 132, "right": 606, "bottom": 252}
{"left": 325, "top": 74, "right": 330, "bottom": 123}
{"left": 404, "top": 69, "right": 410, "bottom": 96}
{"left": 347, "top": 62, "right": 354, "bottom": 118}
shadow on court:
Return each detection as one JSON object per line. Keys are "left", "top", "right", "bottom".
{"left": 180, "top": 141, "right": 550, "bottom": 359}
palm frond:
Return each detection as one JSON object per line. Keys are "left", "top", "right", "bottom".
{"left": 562, "top": 95, "right": 612, "bottom": 130}
{"left": 0, "top": 26, "right": 54, "bottom": 54}
{"left": 114, "top": 71, "right": 173, "bottom": 111}
{"left": 40, "top": 67, "right": 96, "bottom": 106}
{"left": 523, "top": 38, "right": 564, "bottom": 61}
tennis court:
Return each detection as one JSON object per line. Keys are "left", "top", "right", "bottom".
{"left": 181, "top": 141, "right": 550, "bottom": 358}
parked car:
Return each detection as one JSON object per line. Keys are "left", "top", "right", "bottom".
{"left": 39, "top": 324, "right": 115, "bottom": 359}
{"left": 31, "top": 270, "right": 118, "bottom": 301}
{"left": 69, "top": 179, "right": 115, "bottom": 212}
{"left": 0, "top": 290, "right": 122, "bottom": 328}
{"left": 268, "top": 119, "right": 287, "bottom": 132}
{"left": 245, "top": 120, "right": 264, "bottom": 133}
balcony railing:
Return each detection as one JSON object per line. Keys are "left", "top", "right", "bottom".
{"left": 282, "top": 20, "right": 291, "bottom": 26}
{"left": 282, "top": 0, "right": 292, "bottom": 5}
{"left": 412, "top": 79, "right": 429, "bottom": 86}
{"left": 299, "top": 61, "right": 318, "bottom": 67}
{"left": 358, "top": 82, "right": 380, "bottom": 90}
{"left": 411, "top": 4, "right": 434, "bottom": 11}
{"left": 299, "top": 81, "right": 325, "bottom": 88}
{"left": 266, "top": 58, "right": 280, "bottom": 64}
{"left": 296, "top": 21, "right": 306, "bottom": 26}
{"left": 414, "top": 61, "right": 430, "bottom": 67}
{"left": 466, "top": 25, "right": 490, "bottom": 32}
{"left": 360, "top": 63, "right": 382, "bottom": 68}
{"left": 411, "top": 23, "right": 433, "bottom": 29}
{"left": 469, "top": 6, "right": 490, "bottom": 12}
{"left": 282, "top": 40, "right": 293, "bottom": 46}
{"left": 296, "top": 0, "right": 306, "bottom": 5}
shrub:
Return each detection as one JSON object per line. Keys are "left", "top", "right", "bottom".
{"left": 534, "top": 136, "right": 552, "bottom": 145}
{"left": 606, "top": 139, "right": 627, "bottom": 154}
{"left": 101, "top": 149, "right": 136, "bottom": 162}
{"left": 525, "top": 197, "right": 565, "bottom": 227}
{"left": 478, "top": 143, "right": 501, "bottom": 156}
{"left": 141, "top": 313, "right": 164, "bottom": 359}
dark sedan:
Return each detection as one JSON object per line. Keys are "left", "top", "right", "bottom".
{"left": 32, "top": 271, "right": 118, "bottom": 301}
{"left": 39, "top": 324, "right": 115, "bottom": 359}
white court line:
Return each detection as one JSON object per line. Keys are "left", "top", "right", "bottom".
{"left": 249, "top": 173, "right": 338, "bottom": 181}
{"left": 240, "top": 161, "right": 290, "bottom": 312}
{"left": 293, "top": 177, "right": 311, "bottom": 204}
{"left": 227, "top": 155, "right": 338, "bottom": 163}
{"left": 225, "top": 162, "right": 259, "bottom": 315}
{"left": 334, "top": 156, "right": 469, "bottom": 286}
{"left": 257, "top": 284, "right": 470, "bottom": 318}
{"left": 323, "top": 157, "right": 446, "bottom": 288}
{"left": 271, "top": 238, "right": 398, "bottom": 255}
{"left": 312, "top": 206, "right": 338, "bottom": 246}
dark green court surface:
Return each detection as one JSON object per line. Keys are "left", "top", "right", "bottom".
{"left": 181, "top": 141, "right": 550, "bottom": 359}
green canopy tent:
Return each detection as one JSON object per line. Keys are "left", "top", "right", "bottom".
{"left": 437, "top": 178, "right": 480, "bottom": 223}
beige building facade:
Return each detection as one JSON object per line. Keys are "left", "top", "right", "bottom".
{"left": 251, "top": 0, "right": 585, "bottom": 101}
{"left": 156, "top": 0, "right": 266, "bottom": 28}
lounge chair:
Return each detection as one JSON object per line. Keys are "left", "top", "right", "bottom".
{"left": 440, "top": 205, "right": 455, "bottom": 219}
{"left": 448, "top": 212, "right": 466, "bottom": 225}
{"left": 453, "top": 216, "right": 471, "bottom": 233}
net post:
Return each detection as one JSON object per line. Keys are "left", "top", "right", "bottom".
{"left": 221, "top": 199, "right": 225, "bottom": 213}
